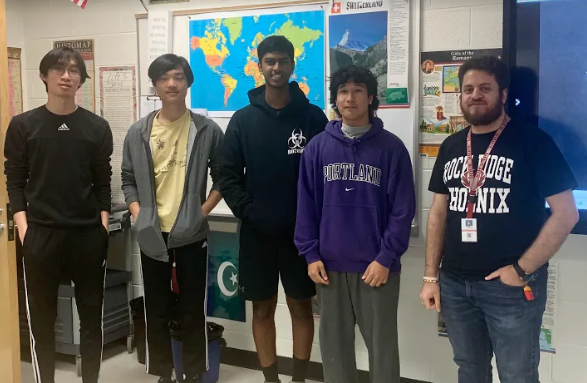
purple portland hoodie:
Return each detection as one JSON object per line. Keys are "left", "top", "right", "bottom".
{"left": 294, "top": 117, "right": 416, "bottom": 274}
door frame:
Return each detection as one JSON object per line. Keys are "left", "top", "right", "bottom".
{"left": 0, "top": 0, "right": 22, "bottom": 381}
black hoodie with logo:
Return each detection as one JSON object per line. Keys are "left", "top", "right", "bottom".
{"left": 219, "top": 82, "right": 328, "bottom": 240}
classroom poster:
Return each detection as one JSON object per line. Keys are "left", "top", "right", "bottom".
{"left": 207, "top": 232, "right": 246, "bottom": 322}
{"left": 329, "top": 0, "right": 410, "bottom": 107}
{"left": 53, "top": 39, "right": 96, "bottom": 112}
{"left": 8, "top": 47, "right": 23, "bottom": 118}
{"left": 419, "top": 49, "right": 502, "bottom": 156}
{"left": 437, "top": 260, "right": 559, "bottom": 353}
{"left": 541, "top": 260, "right": 558, "bottom": 353}
{"left": 99, "top": 66, "right": 137, "bottom": 204}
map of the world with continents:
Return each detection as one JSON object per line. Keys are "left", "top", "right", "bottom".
{"left": 189, "top": 10, "right": 325, "bottom": 114}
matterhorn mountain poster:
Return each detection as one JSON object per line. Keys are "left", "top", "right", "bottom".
{"left": 329, "top": 0, "right": 410, "bottom": 106}
{"left": 329, "top": 16, "right": 388, "bottom": 102}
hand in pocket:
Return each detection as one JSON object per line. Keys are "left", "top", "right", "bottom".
{"left": 19, "top": 226, "right": 28, "bottom": 245}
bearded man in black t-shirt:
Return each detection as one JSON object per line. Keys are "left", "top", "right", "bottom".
{"left": 420, "top": 56, "right": 578, "bottom": 383}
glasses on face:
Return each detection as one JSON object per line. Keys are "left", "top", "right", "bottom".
{"left": 49, "top": 67, "right": 81, "bottom": 79}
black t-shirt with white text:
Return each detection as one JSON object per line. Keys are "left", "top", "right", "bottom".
{"left": 428, "top": 119, "right": 577, "bottom": 280}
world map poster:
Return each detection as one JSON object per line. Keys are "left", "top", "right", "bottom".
{"left": 189, "top": 8, "right": 325, "bottom": 116}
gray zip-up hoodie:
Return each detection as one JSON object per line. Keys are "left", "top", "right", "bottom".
{"left": 121, "top": 110, "right": 224, "bottom": 262}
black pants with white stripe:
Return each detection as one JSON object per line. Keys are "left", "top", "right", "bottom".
{"left": 22, "top": 224, "right": 108, "bottom": 383}
{"left": 140, "top": 236, "right": 208, "bottom": 379}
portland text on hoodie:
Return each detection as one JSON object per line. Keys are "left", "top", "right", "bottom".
{"left": 294, "top": 118, "right": 416, "bottom": 274}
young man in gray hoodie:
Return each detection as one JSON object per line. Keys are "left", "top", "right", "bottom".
{"left": 121, "top": 54, "right": 224, "bottom": 383}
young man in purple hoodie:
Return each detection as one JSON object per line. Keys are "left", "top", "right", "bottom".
{"left": 294, "top": 65, "right": 416, "bottom": 383}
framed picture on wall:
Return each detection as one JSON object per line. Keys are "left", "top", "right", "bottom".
{"left": 7, "top": 47, "right": 23, "bottom": 118}
{"left": 149, "top": 0, "right": 189, "bottom": 4}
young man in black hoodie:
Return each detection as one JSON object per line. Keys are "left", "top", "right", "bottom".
{"left": 219, "top": 36, "right": 328, "bottom": 383}
{"left": 5, "top": 47, "right": 112, "bottom": 383}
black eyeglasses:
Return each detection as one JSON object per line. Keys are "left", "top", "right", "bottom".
{"left": 49, "top": 67, "right": 82, "bottom": 79}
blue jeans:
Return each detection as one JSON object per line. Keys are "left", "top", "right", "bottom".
{"left": 440, "top": 268, "right": 547, "bottom": 383}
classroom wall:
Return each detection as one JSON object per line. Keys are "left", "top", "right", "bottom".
{"left": 10, "top": 0, "right": 587, "bottom": 382}
{"left": 7, "top": 0, "right": 23, "bottom": 49}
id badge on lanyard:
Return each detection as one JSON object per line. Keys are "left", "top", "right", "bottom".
{"left": 461, "top": 218, "right": 478, "bottom": 243}
{"left": 461, "top": 117, "right": 509, "bottom": 243}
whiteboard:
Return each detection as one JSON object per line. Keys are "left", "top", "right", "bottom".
{"left": 136, "top": 0, "right": 421, "bottom": 220}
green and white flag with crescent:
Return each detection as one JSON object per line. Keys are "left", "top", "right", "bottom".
{"left": 206, "top": 232, "right": 246, "bottom": 322}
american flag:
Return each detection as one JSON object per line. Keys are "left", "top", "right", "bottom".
{"left": 70, "top": 0, "right": 88, "bottom": 9}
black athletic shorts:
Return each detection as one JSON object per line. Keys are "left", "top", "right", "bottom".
{"left": 238, "top": 222, "right": 316, "bottom": 302}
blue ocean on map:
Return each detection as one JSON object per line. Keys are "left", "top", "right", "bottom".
{"left": 189, "top": 10, "right": 325, "bottom": 113}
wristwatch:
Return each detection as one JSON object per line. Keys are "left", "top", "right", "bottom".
{"left": 513, "top": 261, "right": 535, "bottom": 283}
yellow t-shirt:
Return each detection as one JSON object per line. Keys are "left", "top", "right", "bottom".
{"left": 151, "top": 110, "right": 191, "bottom": 232}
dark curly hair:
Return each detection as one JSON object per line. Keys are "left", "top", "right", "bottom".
{"left": 329, "top": 65, "right": 380, "bottom": 118}
{"left": 458, "top": 56, "right": 510, "bottom": 92}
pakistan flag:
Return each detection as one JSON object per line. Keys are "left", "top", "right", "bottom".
{"left": 207, "top": 232, "right": 246, "bottom": 322}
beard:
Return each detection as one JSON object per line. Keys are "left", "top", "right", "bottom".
{"left": 461, "top": 99, "right": 503, "bottom": 126}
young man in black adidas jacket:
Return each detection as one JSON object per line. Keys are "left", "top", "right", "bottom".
{"left": 219, "top": 36, "right": 328, "bottom": 383}
{"left": 5, "top": 47, "right": 112, "bottom": 383}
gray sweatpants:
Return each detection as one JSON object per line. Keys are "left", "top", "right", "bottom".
{"left": 319, "top": 271, "right": 400, "bottom": 383}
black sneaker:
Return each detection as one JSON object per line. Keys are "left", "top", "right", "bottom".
{"left": 157, "top": 378, "right": 175, "bottom": 383}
